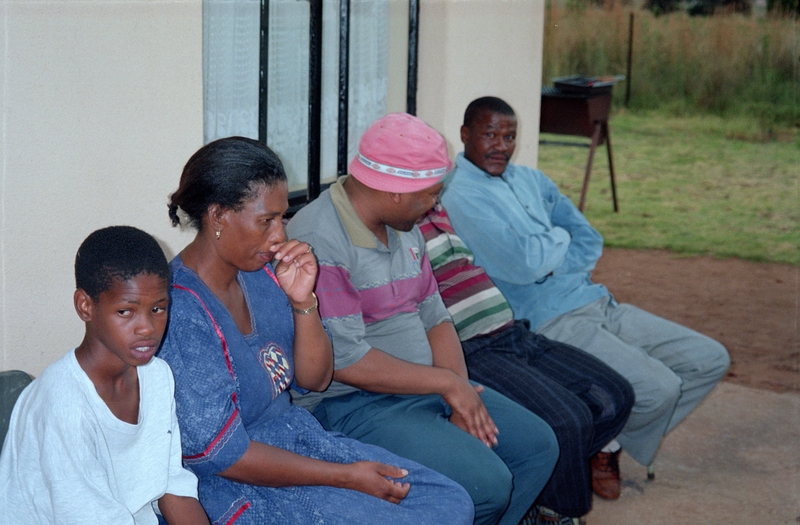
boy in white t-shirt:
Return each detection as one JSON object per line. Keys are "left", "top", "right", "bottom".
{"left": 0, "top": 226, "right": 210, "bottom": 525}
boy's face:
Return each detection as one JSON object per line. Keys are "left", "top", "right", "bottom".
{"left": 78, "top": 274, "right": 169, "bottom": 368}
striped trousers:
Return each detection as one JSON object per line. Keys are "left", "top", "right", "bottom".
{"left": 462, "top": 321, "right": 635, "bottom": 518}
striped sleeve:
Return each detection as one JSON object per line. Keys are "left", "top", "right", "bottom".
{"left": 419, "top": 205, "right": 514, "bottom": 341}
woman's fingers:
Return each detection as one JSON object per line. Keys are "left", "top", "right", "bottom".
{"left": 273, "top": 239, "right": 310, "bottom": 263}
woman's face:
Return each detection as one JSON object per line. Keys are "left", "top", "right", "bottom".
{"left": 216, "top": 181, "right": 289, "bottom": 272}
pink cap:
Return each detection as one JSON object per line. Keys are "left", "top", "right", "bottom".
{"left": 348, "top": 113, "right": 452, "bottom": 193}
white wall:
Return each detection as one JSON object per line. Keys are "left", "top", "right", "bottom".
{"left": 0, "top": 0, "right": 545, "bottom": 376}
{"left": 416, "top": 0, "right": 544, "bottom": 168}
{"left": 1, "top": 0, "right": 203, "bottom": 375}
{"left": 387, "top": 0, "right": 410, "bottom": 113}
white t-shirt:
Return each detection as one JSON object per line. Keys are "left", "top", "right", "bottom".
{"left": 0, "top": 350, "right": 198, "bottom": 524}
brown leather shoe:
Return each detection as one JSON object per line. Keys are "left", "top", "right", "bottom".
{"left": 591, "top": 450, "right": 622, "bottom": 499}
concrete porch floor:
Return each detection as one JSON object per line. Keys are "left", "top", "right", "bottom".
{"left": 585, "top": 382, "right": 800, "bottom": 524}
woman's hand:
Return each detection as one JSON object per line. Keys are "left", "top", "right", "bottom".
{"left": 220, "top": 442, "right": 409, "bottom": 503}
{"left": 272, "top": 238, "right": 332, "bottom": 391}
{"left": 343, "top": 461, "right": 411, "bottom": 504}
{"left": 271, "top": 239, "right": 317, "bottom": 307}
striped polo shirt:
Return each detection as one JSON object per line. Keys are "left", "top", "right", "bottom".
{"left": 286, "top": 177, "right": 451, "bottom": 409}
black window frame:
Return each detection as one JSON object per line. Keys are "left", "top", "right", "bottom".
{"left": 258, "top": 0, "right": 420, "bottom": 212}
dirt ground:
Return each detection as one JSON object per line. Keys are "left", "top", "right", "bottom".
{"left": 592, "top": 248, "right": 799, "bottom": 394}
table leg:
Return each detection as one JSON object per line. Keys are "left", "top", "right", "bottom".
{"left": 604, "top": 121, "right": 619, "bottom": 212}
{"left": 579, "top": 121, "right": 603, "bottom": 212}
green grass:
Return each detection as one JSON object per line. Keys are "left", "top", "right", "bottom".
{"left": 537, "top": 111, "right": 800, "bottom": 266}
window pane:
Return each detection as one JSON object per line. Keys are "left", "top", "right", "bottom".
{"left": 266, "top": 0, "right": 310, "bottom": 193}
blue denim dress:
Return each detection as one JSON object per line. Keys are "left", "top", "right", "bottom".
{"left": 159, "top": 257, "right": 473, "bottom": 525}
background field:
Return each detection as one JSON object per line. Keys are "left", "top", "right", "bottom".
{"left": 539, "top": 3, "right": 799, "bottom": 266}
{"left": 538, "top": 111, "right": 799, "bottom": 265}
{"left": 543, "top": 2, "right": 799, "bottom": 130}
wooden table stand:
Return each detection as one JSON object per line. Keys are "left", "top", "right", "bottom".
{"left": 539, "top": 89, "right": 619, "bottom": 212}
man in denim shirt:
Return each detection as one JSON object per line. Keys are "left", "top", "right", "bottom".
{"left": 441, "top": 96, "right": 730, "bottom": 476}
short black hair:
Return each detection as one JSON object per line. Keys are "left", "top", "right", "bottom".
{"left": 463, "top": 97, "right": 516, "bottom": 127}
{"left": 75, "top": 226, "right": 169, "bottom": 301}
{"left": 168, "top": 136, "right": 288, "bottom": 230}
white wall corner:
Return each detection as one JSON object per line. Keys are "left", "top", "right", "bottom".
{"left": 1, "top": 0, "right": 203, "bottom": 375}
{"left": 417, "top": 0, "right": 545, "bottom": 168}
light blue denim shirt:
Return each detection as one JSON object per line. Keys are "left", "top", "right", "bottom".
{"left": 440, "top": 153, "right": 609, "bottom": 330}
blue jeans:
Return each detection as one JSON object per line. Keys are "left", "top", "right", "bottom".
{"left": 313, "top": 386, "right": 558, "bottom": 525}
{"left": 463, "top": 321, "right": 634, "bottom": 517}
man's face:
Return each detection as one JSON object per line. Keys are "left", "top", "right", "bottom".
{"left": 461, "top": 110, "right": 517, "bottom": 177}
{"left": 388, "top": 182, "right": 443, "bottom": 232}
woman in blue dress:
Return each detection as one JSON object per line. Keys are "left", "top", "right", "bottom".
{"left": 159, "top": 137, "right": 473, "bottom": 525}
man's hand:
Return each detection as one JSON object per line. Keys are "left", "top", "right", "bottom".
{"left": 443, "top": 380, "right": 499, "bottom": 447}
{"left": 343, "top": 461, "right": 411, "bottom": 504}
{"left": 425, "top": 323, "right": 498, "bottom": 445}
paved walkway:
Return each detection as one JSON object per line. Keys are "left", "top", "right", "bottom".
{"left": 586, "top": 382, "right": 800, "bottom": 524}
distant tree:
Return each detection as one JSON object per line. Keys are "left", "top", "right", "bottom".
{"left": 644, "top": 0, "right": 680, "bottom": 14}
{"left": 687, "top": 0, "right": 751, "bottom": 15}
{"left": 645, "top": 0, "right": 752, "bottom": 15}
{"left": 767, "top": 0, "right": 799, "bottom": 15}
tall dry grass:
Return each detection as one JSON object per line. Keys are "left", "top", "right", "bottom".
{"left": 543, "top": 2, "right": 799, "bottom": 128}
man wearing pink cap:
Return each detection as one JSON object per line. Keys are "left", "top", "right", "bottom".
{"left": 287, "top": 113, "right": 559, "bottom": 525}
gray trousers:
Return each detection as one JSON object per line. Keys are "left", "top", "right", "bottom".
{"left": 536, "top": 296, "right": 730, "bottom": 466}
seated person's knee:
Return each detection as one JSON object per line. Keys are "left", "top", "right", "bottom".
{"left": 703, "top": 340, "right": 731, "bottom": 379}
{"left": 639, "top": 372, "right": 682, "bottom": 415}
{"left": 472, "top": 462, "right": 513, "bottom": 519}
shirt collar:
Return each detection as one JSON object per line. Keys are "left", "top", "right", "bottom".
{"left": 454, "top": 152, "right": 509, "bottom": 181}
{"left": 330, "top": 175, "right": 391, "bottom": 250}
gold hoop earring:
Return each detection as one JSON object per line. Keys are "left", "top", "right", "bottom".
{"left": 215, "top": 230, "right": 221, "bottom": 240}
